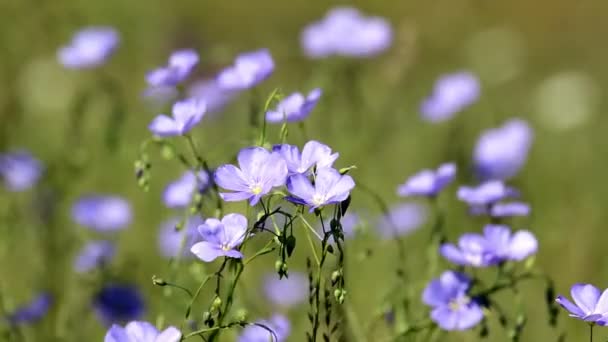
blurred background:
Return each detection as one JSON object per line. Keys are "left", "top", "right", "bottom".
{"left": 2, "top": 0, "right": 608, "bottom": 340}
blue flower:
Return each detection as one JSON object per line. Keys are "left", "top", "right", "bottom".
{"left": 146, "top": 49, "right": 199, "bottom": 87}
{"left": 217, "top": 49, "right": 274, "bottom": 90}
{"left": 158, "top": 216, "right": 204, "bottom": 259}
{"left": 0, "top": 150, "right": 43, "bottom": 192}
{"left": 190, "top": 214, "right": 248, "bottom": 262}
{"left": 58, "top": 27, "right": 119, "bottom": 69}
{"left": 238, "top": 314, "right": 290, "bottom": 342}
{"left": 420, "top": 72, "right": 480, "bottom": 122}
{"left": 162, "top": 170, "right": 211, "bottom": 208}
{"left": 188, "top": 78, "right": 238, "bottom": 114}
{"left": 376, "top": 203, "right": 428, "bottom": 239}
{"left": 148, "top": 98, "right": 206, "bottom": 137}
{"left": 474, "top": 119, "right": 533, "bottom": 180}
{"left": 422, "top": 271, "right": 484, "bottom": 331}
{"left": 265, "top": 89, "right": 322, "bottom": 123}
{"left": 469, "top": 201, "right": 531, "bottom": 218}
{"left": 105, "top": 321, "right": 181, "bottom": 342}
{"left": 440, "top": 224, "right": 538, "bottom": 267}
{"left": 94, "top": 284, "right": 144, "bottom": 325}
{"left": 263, "top": 272, "right": 308, "bottom": 308}
{"left": 72, "top": 195, "right": 132, "bottom": 232}
{"left": 301, "top": 7, "right": 392, "bottom": 58}
{"left": 397, "top": 163, "right": 456, "bottom": 197}
{"left": 286, "top": 167, "right": 355, "bottom": 211}
{"left": 5, "top": 293, "right": 52, "bottom": 326}
{"left": 457, "top": 181, "right": 518, "bottom": 207}
{"left": 556, "top": 284, "right": 608, "bottom": 325}
{"left": 214, "top": 147, "right": 287, "bottom": 206}
{"left": 273, "top": 140, "right": 338, "bottom": 175}
{"left": 74, "top": 240, "right": 116, "bottom": 273}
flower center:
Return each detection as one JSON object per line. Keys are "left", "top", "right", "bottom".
{"left": 250, "top": 184, "right": 263, "bottom": 195}
{"left": 312, "top": 194, "right": 326, "bottom": 207}
{"left": 220, "top": 243, "right": 231, "bottom": 251}
{"left": 448, "top": 296, "right": 470, "bottom": 311}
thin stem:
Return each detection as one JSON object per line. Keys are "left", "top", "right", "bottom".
{"left": 208, "top": 262, "right": 245, "bottom": 342}
{"left": 185, "top": 275, "right": 213, "bottom": 320}
{"left": 300, "top": 215, "right": 321, "bottom": 266}
{"left": 590, "top": 324, "right": 594, "bottom": 342}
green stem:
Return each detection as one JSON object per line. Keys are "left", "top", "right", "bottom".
{"left": 590, "top": 324, "right": 593, "bottom": 342}
{"left": 208, "top": 262, "right": 245, "bottom": 342}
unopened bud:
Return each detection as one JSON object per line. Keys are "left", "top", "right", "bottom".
{"left": 152, "top": 275, "right": 167, "bottom": 286}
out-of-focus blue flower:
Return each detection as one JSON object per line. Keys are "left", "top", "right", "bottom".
{"left": 286, "top": 168, "right": 355, "bottom": 211}
{"left": 146, "top": 49, "right": 199, "bottom": 87}
{"left": 190, "top": 214, "right": 247, "bottom": 262}
{"left": 188, "top": 79, "right": 238, "bottom": 114}
{"left": 397, "top": 163, "right": 456, "bottom": 198}
{"left": 5, "top": 293, "right": 52, "bottom": 326}
{"left": 490, "top": 202, "right": 531, "bottom": 217}
{"left": 148, "top": 98, "right": 206, "bottom": 137}
{"left": 440, "top": 224, "right": 537, "bottom": 267}
{"left": 556, "top": 284, "right": 608, "bottom": 325}
{"left": 474, "top": 119, "right": 533, "bottom": 180}
{"left": 163, "top": 170, "right": 211, "bottom": 208}
{"left": 301, "top": 7, "right": 392, "bottom": 58}
{"left": 422, "top": 271, "right": 483, "bottom": 331}
{"left": 263, "top": 272, "right": 308, "bottom": 308}
{"left": 214, "top": 147, "right": 287, "bottom": 206}
{"left": 376, "top": 203, "right": 428, "bottom": 239}
{"left": 217, "top": 49, "right": 274, "bottom": 90}
{"left": 457, "top": 181, "right": 518, "bottom": 207}
{"left": 273, "top": 140, "right": 338, "bottom": 175}
{"left": 58, "top": 27, "right": 119, "bottom": 69}
{"left": 265, "top": 89, "right": 322, "bottom": 123}
{"left": 420, "top": 72, "right": 480, "bottom": 122}
{"left": 94, "top": 284, "right": 144, "bottom": 325}
{"left": 0, "top": 150, "right": 43, "bottom": 192}
{"left": 74, "top": 240, "right": 116, "bottom": 273}
{"left": 104, "top": 321, "right": 181, "bottom": 342}
{"left": 238, "top": 314, "right": 290, "bottom": 342}
{"left": 158, "top": 216, "right": 204, "bottom": 259}
{"left": 72, "top": 195, "right": 132, "bottom": 232}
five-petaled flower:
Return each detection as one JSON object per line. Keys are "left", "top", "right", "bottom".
{"left": 420, "top": 72, "right": 480, "bottom": 123}
{"left": 146, "top": 49, "right": 199, "bottom": 87}
{"left": 556, "top": 283, "right": 608, "bottom": 325}
{"left": 148, "top": 98, "right": 206, "bottom": 137}
{"left": 214, "top": 147, "right": 288, "bottom": 206}
{"left": 397, "top": 163, "right": 456, "bottom": 197}
{"left": 265, "top": 89, "right": 322, "bottom": 123}
{"left": 190, "top": 213, "right": 248, "bottom": 262}
{"left": 217, "top": 49, "right": 274, "bottom": 90}
{"left": 105, "top": 321, "right": 181, "bottom": 342}
{"left": 286, "top": 167, "right": 355, "bottom": 211}
{"left": 58, "top": 27, "right": 120, "bottom": 69}
{"left": 440, "top": 224, "right": 538, "bottom": 267}
{"left": 422, "top": 271, "right": 484, "bottom": 331}
{"left": 273, "top": 140, "right": 338, "bottom": 175}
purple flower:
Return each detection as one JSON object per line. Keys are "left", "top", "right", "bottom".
{"left": 72, "top": 195, "right": 132, "bottom": 232}
{"left": 148, "top": 98, "right": 206, "bottom": 137}
{"left": 286, "top": 168, "right": 355, "bottom": 211}
{"left": 421, "top": 72, "right": 480, "bottom": 122}
{"left": 457, "top": 181, "right": 518, "bottom": 207}
{"left": 188, "top": 79, "right": 238, "bottom": 114}
{"left": 490, "top": 202, "right": 530, "bottom": 217}
{"left": 158, "top": 216, "right": 204, "bottom": 259}
{"left": 397, "top": 163, "right": 456, "bottom": 197}
{"left": 146, "top": 49, "right": 199, "bottom": 87}
{"left": 58, "top": 27, "right": 119, "bottom": 69}
{"left": 440, "top": 224, "right": 538, "bottom": 267}
{"left": 474, "top": 119, "right": 533, "bottom": 180}
{"left": 556, "top": 284, "right": 608, "bottom": 325}
{"left": 217, "top": 49, "right": 274, "bottom": 90}
{"left": 376, "top": 203, "right": 428, "bottom": 239}
{"left": 94, "top": 284, "right": 144, "bottom": 325}
{"left": 74, "top": 240, "right": 116, "bottom": 273}
{"left": 422, "top": 271, "right": 484, "bottom": 331}
{"left": 301, "top": 7, "right": 392, "bottom": 58}
{"left": 214, "top": 147, "right": 288, "bottom": 206}
{"left": 273, "top": 140, "right": 338, "bottom": 175}
{"left": 0, "top": 150, "right": 43, "bottom": 191}
{"left": 163, "top": 170, "right": 211, "bottom": 208}
{"left": 263, "top": 272, "right": 308, "bottom": 308}
{"left": 105, "top": 321, "right": 181, "bottom": 342}
{"left": 190, "top": 214, "right": 247, "bottom": 262}
{"left": 238, "top": 314, "right": 290, "bottom": 342}
{"left": 265, "top": 89, "right": 322, "bottom": 123}
{"left": 5, "top": 293, "right": 52, "bottom": 326}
